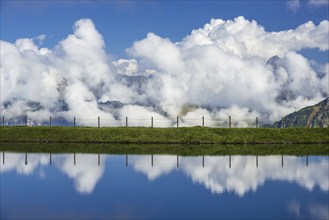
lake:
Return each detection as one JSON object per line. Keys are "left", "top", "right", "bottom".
{"left": 1, "top": 152, "right": 328, "bottom": 219}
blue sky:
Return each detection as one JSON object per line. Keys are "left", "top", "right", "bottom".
{"left": 1, "top": 0, "right": 328, "bottom": 61}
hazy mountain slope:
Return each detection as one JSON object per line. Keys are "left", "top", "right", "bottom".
{"left": 273, "top": 98, "right": 329, "bottom": 128}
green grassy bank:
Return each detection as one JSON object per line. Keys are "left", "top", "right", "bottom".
{"left": 1, "top": 126, "right": 328, "bottom": 144}
{"left": 1, "top": 142, "right": 328, "bottom": 155}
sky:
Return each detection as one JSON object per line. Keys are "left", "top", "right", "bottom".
{"left": 1, "top": 0, "right": 328, "bottom": 60}
{"left": 0, "top": 0, "right": 328, "bottom": 125}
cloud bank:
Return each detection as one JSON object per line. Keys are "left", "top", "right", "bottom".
{"left": 1, "top": 17, "right": 328, "bottom": 126}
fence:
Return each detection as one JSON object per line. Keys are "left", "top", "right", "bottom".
{"left": 0, "top": 115, "right": 263, "bottom": 128}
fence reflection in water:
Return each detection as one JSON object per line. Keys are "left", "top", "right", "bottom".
{"left": 0, "top": 152, "right": 315, "bottom": 169}
{"left": 1, "top": 152, "right": 328, "bottom": 220}
{"left": 1, "top": 152, "right": 328, "bottom": 197}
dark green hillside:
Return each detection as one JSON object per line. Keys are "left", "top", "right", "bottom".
{"left": 274, "top": 98, "right": 329, "bottom": 128}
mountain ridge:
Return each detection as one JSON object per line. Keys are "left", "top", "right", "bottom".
{"left": 273, "top": 97, "right": 329, "bottom": 128}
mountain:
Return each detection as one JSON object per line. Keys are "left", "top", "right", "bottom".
{"left": 266, "top": 55, "right": 299, "bottom": 103}
{"left": 117, "top": 74, "right": 149, "bottom": 94}
{"left": 273, "top": 97, "right": 329, "bottom": 128}
{"left": 266, "top": 55, "right": 283, "bottom": 70}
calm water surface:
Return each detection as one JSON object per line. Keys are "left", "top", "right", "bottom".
{"left": 1, "top": 152, "right": 328, "bottom": 219}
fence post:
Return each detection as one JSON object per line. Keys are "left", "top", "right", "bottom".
{"left": 126, "top": 117, "right": 128, "bottom": 127}
{"left": 256, "top": 117, "right": 258, "bottom": 128}
{"left": 229, "top": 155, "right": 231, "bottom": 168}
{"left": 202, "top": 116, "right": 204, "bottom": 127}
{"left": 151, "top": 117, "right": 153, "bottom": 128}
{"left": 229, "top": 116, "right": 231, "bottom": 128}
{"left": 281, "top": 155, "right": 283, "bottom": 167}
{"left": 74, "top": 117, "right": 76, "bottom": 127}
{"left": 49, "top": 116, "right": 52, "bottom": 127}
{"left": 177, "top": 116, "right": 179, "bottom": 128}
{"left": 2, "top": 116, "right": 4, "bottom": 126}
{"left": 98, "top": 116, "right": 100, "bottom": 128}
{"left": 25, "top": 115, "right": 28, "bottom": 126}
{"left": 306, "top": 155, "right": 308, "bottom": 167}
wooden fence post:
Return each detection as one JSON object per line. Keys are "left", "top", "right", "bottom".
{"left": 281, "top": 155, "right": 284, "bottom": 167}
{"left": 49, "top": 116, "right": 52, "bottom": 127}
{"left": 229, "top": 155, "right": 231, "bottom": 168}
{"left": 177, "top": 116, "right": 179, "bottom": 128}
{"left": 74, "top": 117, "right": 76, "bottom": 127}
{"left": 151, "top": 117, "right": 153, "bottom": 128}
{"left": 256, "top": 117, "right": 258, "bottom": 128}
{"left": 229, "top": 116, "right": 231, "bottom": 128}
{"left": 306, "top": 155, "right": 308, "bottom": 167}
{"left": 98, "top": 116, "right": 100, "bottom": 128}
{"left": 126, "top": 117, "right": 128, "bottom": 127}
{"left": 2, "top": 116, "right": 4, "bottom": 126}
{"left": 202, "top": 116, "right": 204, "bottom": 127}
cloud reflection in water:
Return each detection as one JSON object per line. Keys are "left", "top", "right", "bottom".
{"left": 1, "top": 153, "right": 328, "bottom": 196}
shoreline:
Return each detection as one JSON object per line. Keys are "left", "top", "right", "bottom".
{"left": 1, "top": 142, "right": 328, "bottom": 156}
{"left": 1, "top": 140, "right": 329, "bottom": 145}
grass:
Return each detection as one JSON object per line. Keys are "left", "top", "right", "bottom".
{"left": 1, "top": 143, "right": 328, "bottom": 156}
{"left": 0, "top": 126, "right": 329, "bottom": 145}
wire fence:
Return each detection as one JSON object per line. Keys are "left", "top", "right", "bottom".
{"left": 0, "top": 115, "right": 266, "bottom": 128}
